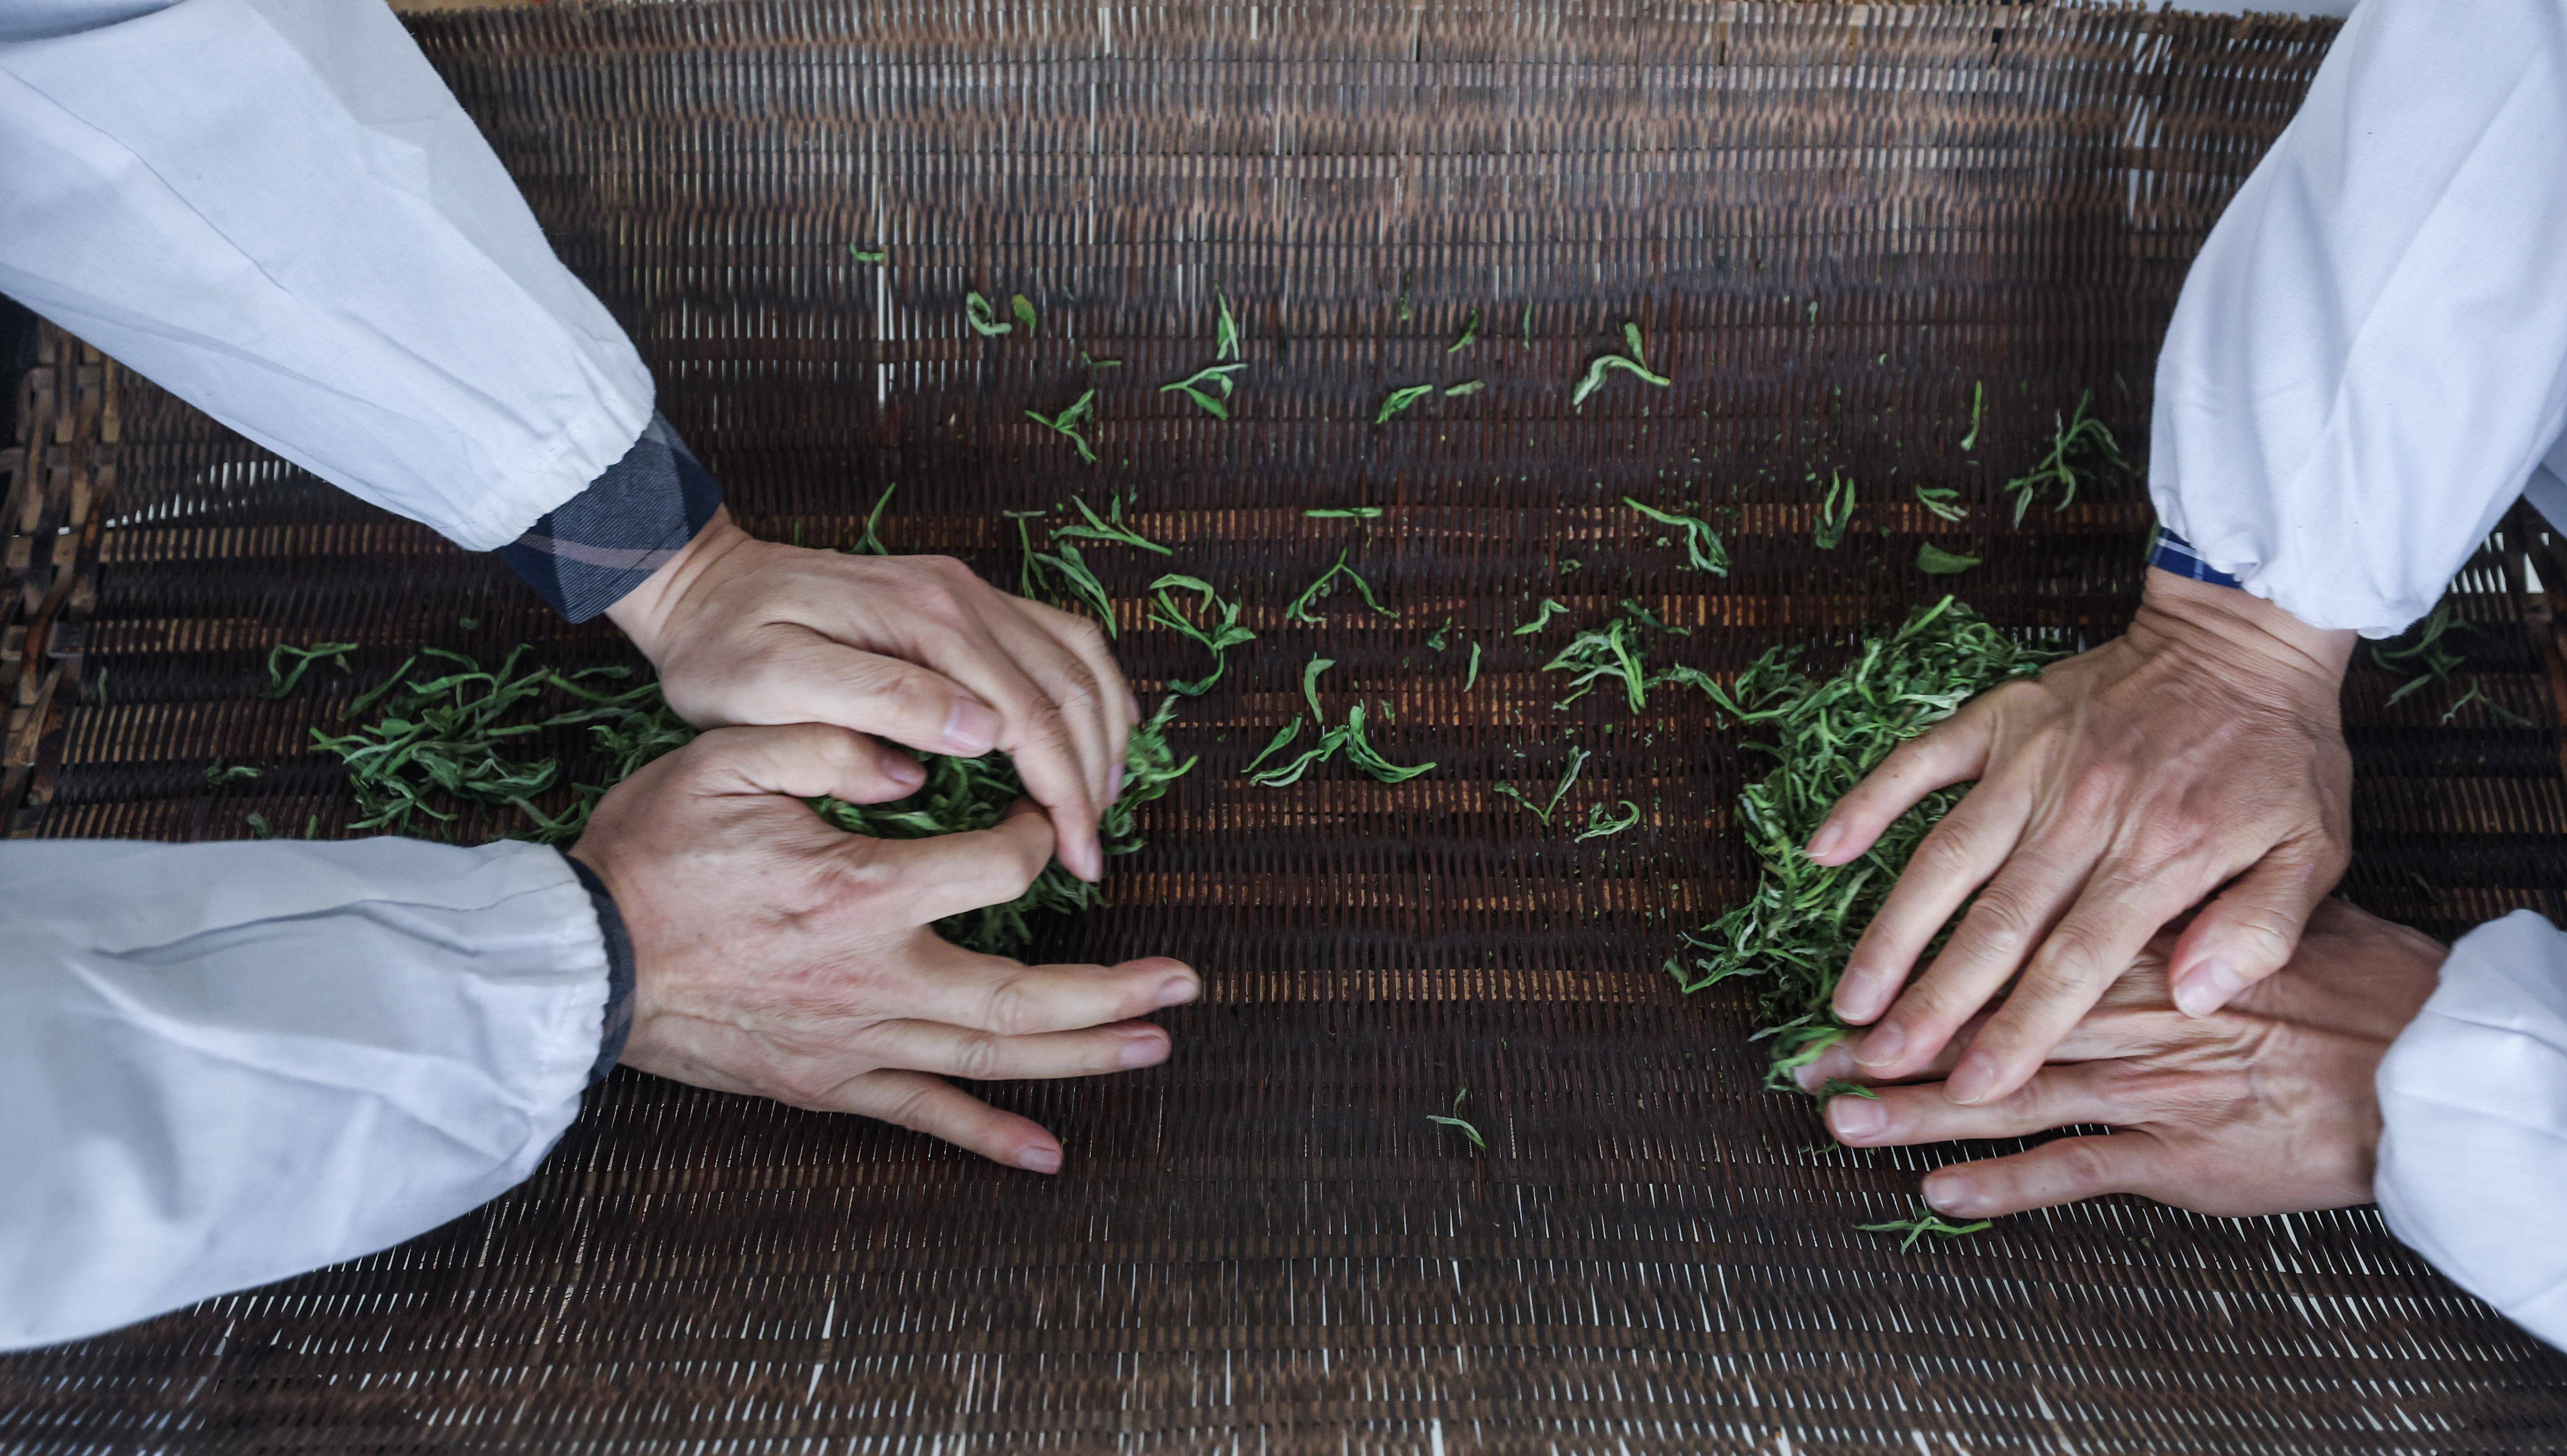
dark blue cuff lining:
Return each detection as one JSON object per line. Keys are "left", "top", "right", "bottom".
{"left": 566, "top": 853, "right": 637, "bottom": 1084}
{"left": 497, "top": 411, "right": 724, "bottom": 622}
{"left": 2149, "top": 527, "right": 2245, "bottom": 590}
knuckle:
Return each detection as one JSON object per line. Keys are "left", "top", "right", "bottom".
{"left": 1959, "top": 887, "right": 2041, "bottom": 945}
{"left": 951, "top": 1032, "right": 1009, "bottom": 1082}
{"left": 2052, "top": 1137, "right": 2123, "bottom": 1193}
{"left": 875, "top": 1080, "right": 945, "bottom": 1132}
{"left": 2063, "top": 764, "right": 2128, "bottom": 819}
{"left": 1914, "top": 822, "right": 1983, "bottom": 879}
{"left": 981, "top": 974, "right": 1046, "bottom": 1036}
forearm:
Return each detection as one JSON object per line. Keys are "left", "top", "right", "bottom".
{"left": 0, "top": 838, "right": 619, "bottom": 1351}
{"left": 2376, "top": 910, "right": 2567, "bottom": 1351}
{"left": 2149, "top": 0, "right": 2567, "bottom": 637}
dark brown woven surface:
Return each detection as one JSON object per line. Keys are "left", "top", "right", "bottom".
{"left": 7, "top": 2, "right": 2567, "bottom": 1449}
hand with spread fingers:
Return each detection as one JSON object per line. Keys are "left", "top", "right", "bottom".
{"left": 606, "top": 508, "right": 1137, "bottom": 886}
{"left": 1805, "top": 567, "right": 2359, "bottom": 1107}
{"left": 1797, "top": 899, "right": 2443, "bottom": 1219}
{"left": 570, "top": 721, "right": 1197, "bottom": 1173}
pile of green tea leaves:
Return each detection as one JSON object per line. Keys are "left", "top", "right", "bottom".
{"left": 290, "top": 645, "right": 1194, "bottom": 957}
{"left": 1670, "top": 597, "right": 2059, "bottom": 1089}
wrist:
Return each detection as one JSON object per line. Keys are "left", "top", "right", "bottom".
{"left": 2135, "top": 566, "right": 2358, "bottom": 694}
{"left": 603, "top": 507, "right": 751, "bottom": 663}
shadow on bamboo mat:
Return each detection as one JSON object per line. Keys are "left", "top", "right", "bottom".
{"left": 5, "top": 2, "right": 2567, "bottom": 1451}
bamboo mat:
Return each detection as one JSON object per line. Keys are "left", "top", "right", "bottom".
{"left": 6, "top": 3, "right": 2567, "bottom": 1450}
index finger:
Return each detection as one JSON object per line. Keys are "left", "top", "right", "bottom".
{"left": 895, "top": 945, "right": 1203, "bottom": 1037}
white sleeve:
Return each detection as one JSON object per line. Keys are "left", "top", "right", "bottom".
{"left": 0, "top": 837, "right": 610, "bottom": 1352}
{"left": 0, "top": 0, "right": 654, "bottom": 551}
{"left": 2375, "top": 909, "right": 2567, "bottom": 1351}
{"left": 2148, "top": 0, "right": 2567, "bottom": 637}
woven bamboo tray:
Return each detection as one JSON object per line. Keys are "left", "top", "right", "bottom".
{"left": 6, "top": 3, "right": 2567, "bottom": 1449}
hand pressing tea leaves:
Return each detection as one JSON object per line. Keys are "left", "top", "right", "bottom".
{"left": 1376, "top": 383, "right": 1435, "bottom": 423}
{"left": 1426, "top": 1088, "right": 1486, "bottom": 1151}
{"left": 1025, "top": 389, "right": 1099, "bottom": 463}
{"left": 1916, "top": 542, "right": 1981, "bottom": 576}
{"left": 1624, "top": 498, "right": 1730, "bottom": 575}
{"left": 261, "top": 641, "right": 356, "bottom": 700}
{"left": 1858, "top": 1205, "right": 1992, "bottom": 1251}
{"left": 1511, "top": 599, "right": 1569, "bottom": 636}
{"left": 1813, "top": 471, "right": 1856, "bottom": 549}
{"left": 300, "top": 643, "right": 1194, "bottom": 958}
{"left": 1570, "top": 322, "right": 1670, "bottom": 408}
{"left": 1666, "top": 598, "right": 2059, "bottom": 1090}
{"left": 1148, "top": 574, "right": 1255, "bottom": 696}
{"left": 1286, "top": 549, "right": 1399, "bottom": 625}
{"left": 1057, "top": 494, "right": 1173, "bottom": 555}
{"left": 2005, "top": 389, "right": 2124, "bottom": 526}
{"left": 964, "top": 290, "right": 1013, "bottom": 338}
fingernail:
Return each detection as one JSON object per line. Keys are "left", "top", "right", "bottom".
{"left": 941, "top": 699, "right": 1001, "bottom": 756}
{"left": 1794, "top": 1043, "right": 1858, "bottom": 1093}
{"left": 1153, "top": 972, "right": 1200, "bottom": 1009}
{"left": 1118, "top": 1032, "right": 1168, "bottom": 1069}
{"left": 1832, "top": 968, "right": 1889, "bottom": 1023}
{"left": 1829, "top": 1096, "right": 1887, "bottom": 1142}
{"left": 1944, "top": 1051, "right": 2001, "bottom": 1106}
{"left": 887, "top": 756, "right": 927, "bottom": 791}
{"left": 1854, "top": 1021, "right": 1906, "bottom": 1070}
{"left": 1805, "top": 819, "right": 1845, "bottom": 861}
{"left": 1923, "top": 1171, "right": 1984, "bottom": 1216}
{"left": 1017, "top": 1145, "right": 1063, "bottom": 1174}
{"left": 2174, "top": 958, "right": 2242, "bottom": 1019}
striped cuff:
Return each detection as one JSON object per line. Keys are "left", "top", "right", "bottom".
{"left": 496, "top": 413, "right": 723, "bottom": 622}
{"left": 2149, "top": 527, "right": 2245, "bottom": 590}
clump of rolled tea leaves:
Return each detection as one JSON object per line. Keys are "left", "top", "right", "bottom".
{"left": 308, "top": 646, "right": 1195, "bottom": 957}
{"left": 306, "top": 646, "right": 657, "bottom": 842}
{"left": 1667, "top": 598, "right": 2059, "bottom": 1089}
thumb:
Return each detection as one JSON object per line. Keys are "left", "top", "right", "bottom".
{"left": 679, "top": 722, "right": 929, "bottom": 805}
{"left": 2166, "top": 841, "right": 2340, "bottom": 1017}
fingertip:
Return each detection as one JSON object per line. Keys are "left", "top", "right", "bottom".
{"left": 1805, "top": 819, "right": 1846, "bottom": 862}
{"left": 1831, "top": 965, "right": 1894, "bottom": 1024}
{"left": 1117, "top": 1025, "right": 1172, "bottom": 1069}
{"left": 1922, "top": 1168, "right": 1991, "bottom": 1218}
{"left": 1016, "top": 1141, "right": 1064, "bottom": 1174}
{"left": 1131, "top": 958, "right": 1201, "bottom": 1008}
{"left": 1852, "top": 1020, "right": 1908, "bottom": 1073}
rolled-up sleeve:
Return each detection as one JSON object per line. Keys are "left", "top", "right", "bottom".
{"left": 0, "top": 837, "right": 610, "bottom": 1352}
{"left": 2149, "top": 0, "right": 2567, "bottom": 637}
{"left": 2376, "top": 909, "right": 2567, "bottom": 1351}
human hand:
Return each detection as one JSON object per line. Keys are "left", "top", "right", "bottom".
{"left": 568, "top": 722, "right": 1199, "bottom": 1172}
{"left": 1808, "top": 568, "right": 2358, "bottom": 1105}
{"left": 606, "top": 509, "right": 1135, "bottom": 882}
{"left": 1799, "top": 898, "right": 2442, "bottom": 1218}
